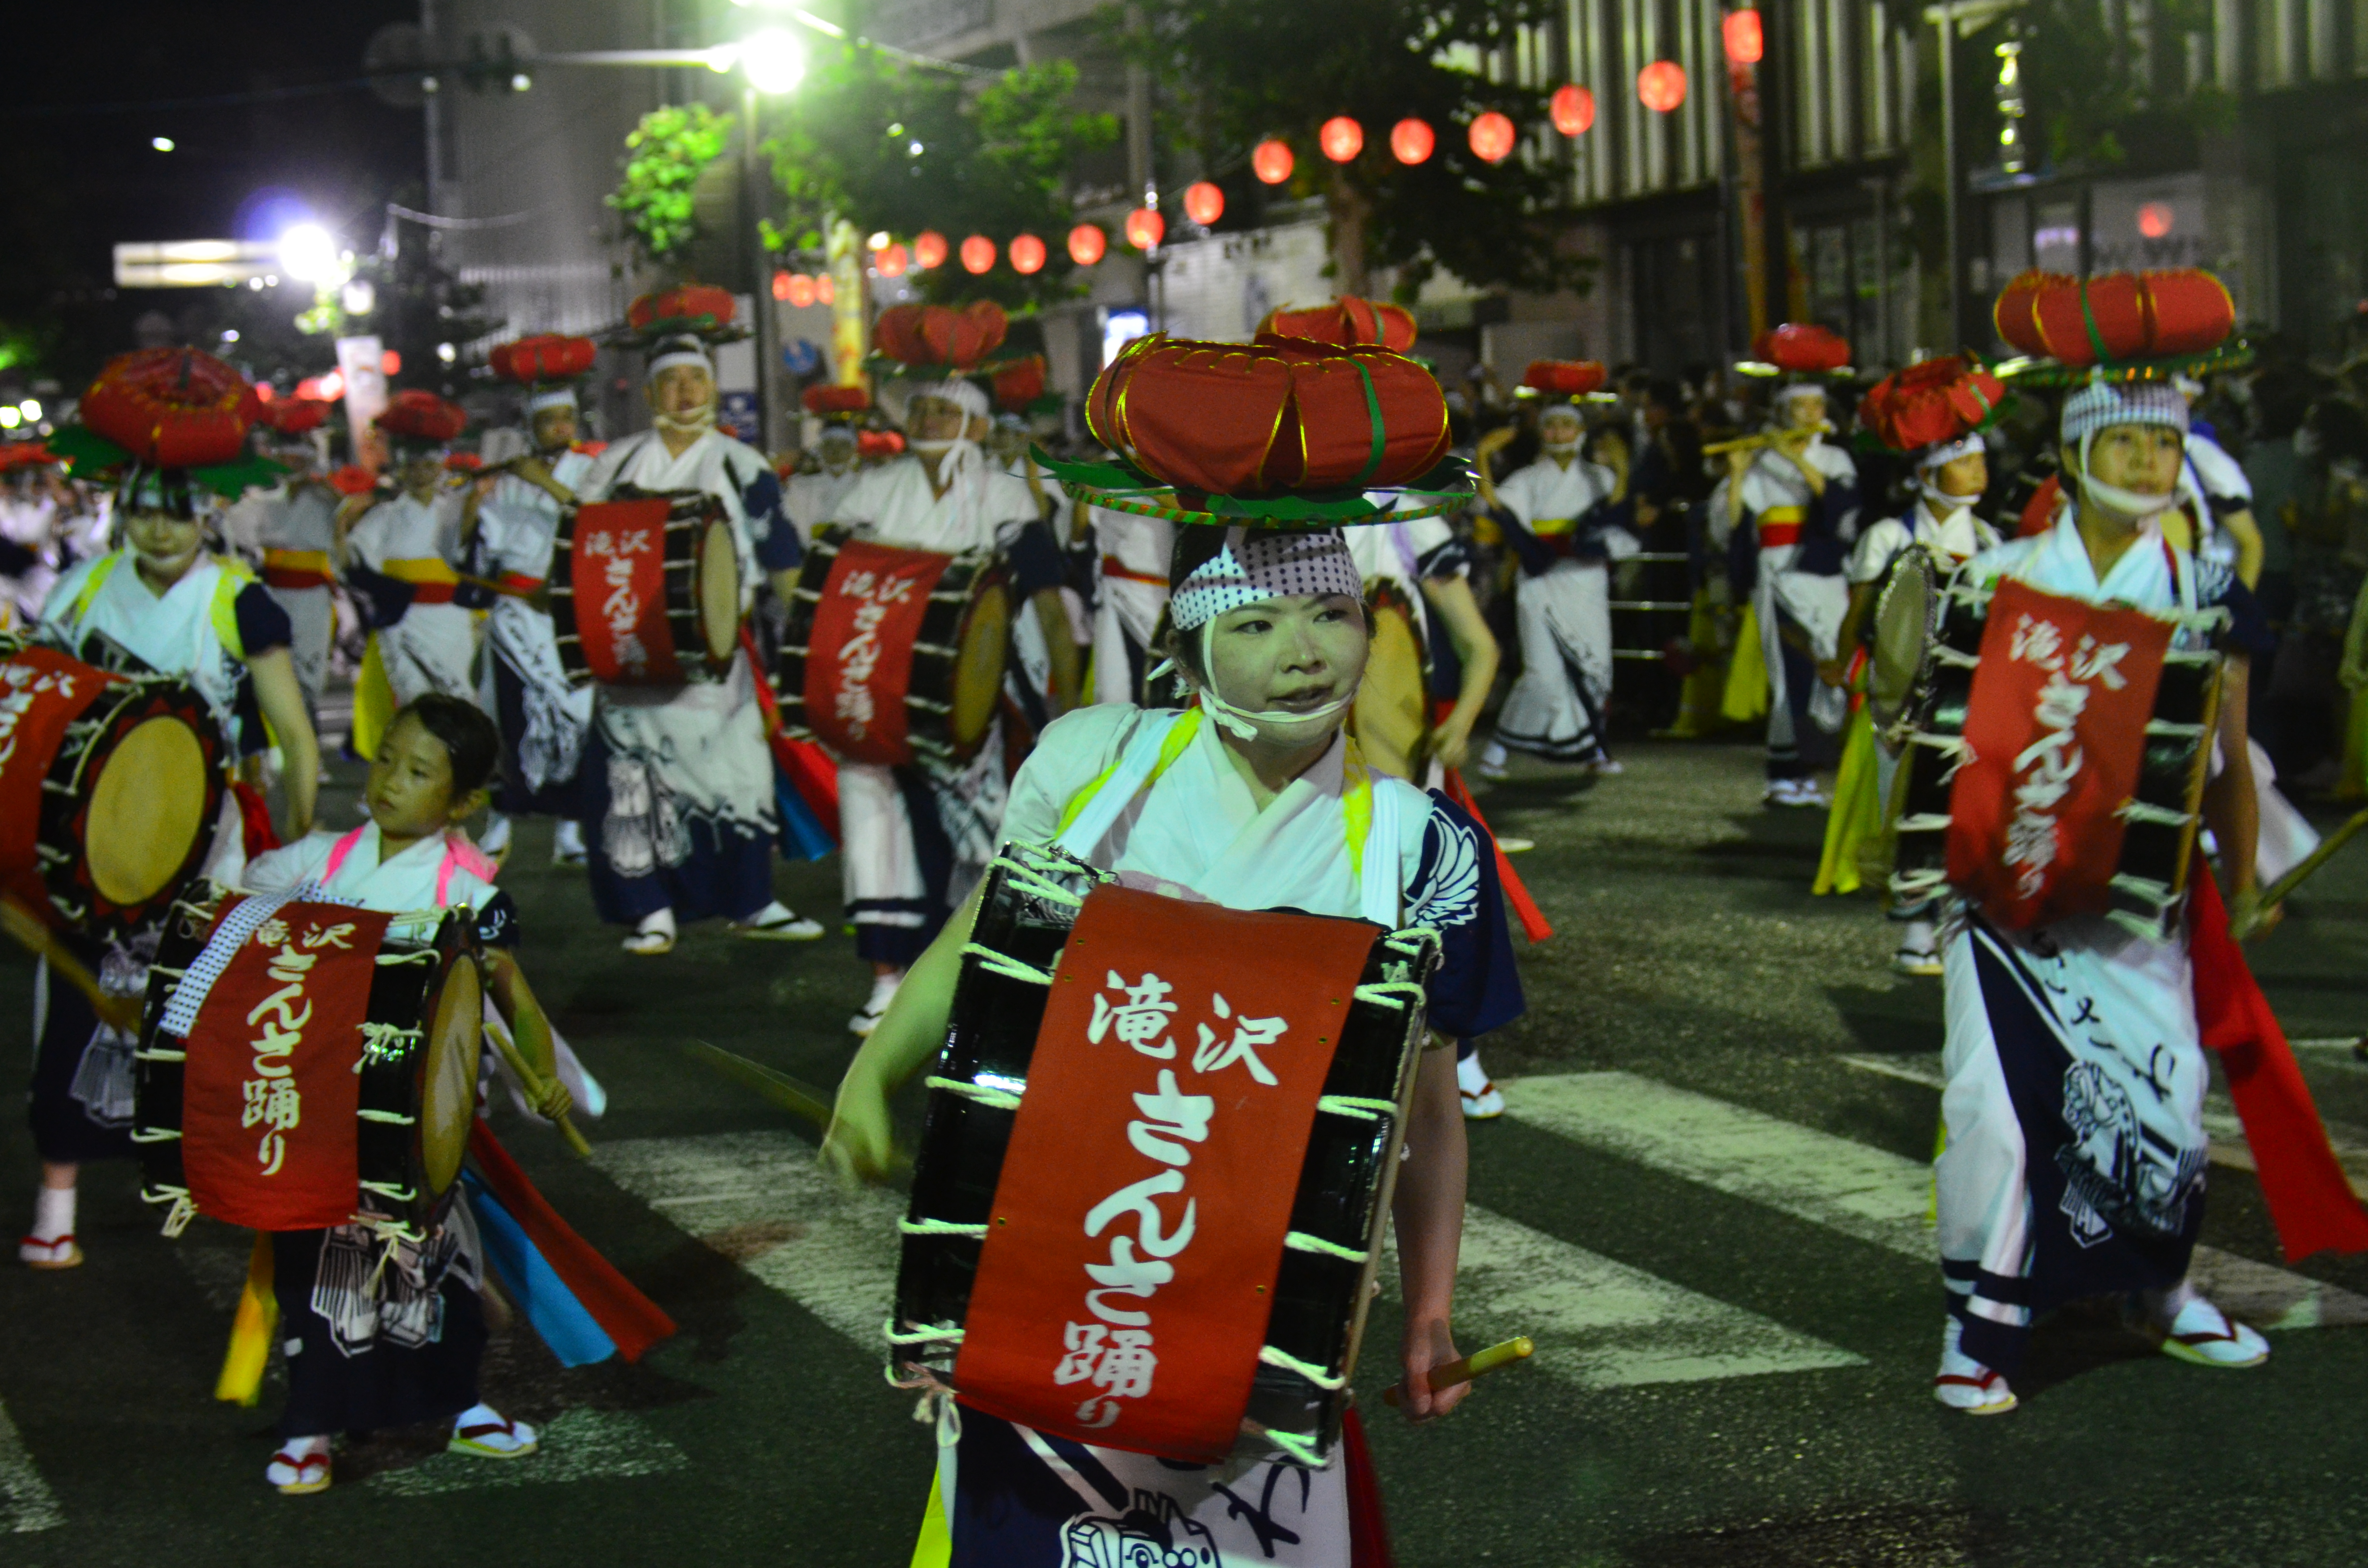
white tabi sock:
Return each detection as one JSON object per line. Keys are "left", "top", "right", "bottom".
{"left": 552, "top": 820, "right": 586, "bottom": 858}
{"left": 635, "top": 908, "right": 677, "bottom": 942}
{"left": 31, "top": 1186, "right": 73, "bottom": 1243}
{"left": 866, "top": 971, "right": 904, "bottom": 1014}
{"left": 1456, "top": 1053, "right": 1492, "bottom": 1098}
{"left": 478, "top": 812, "right": 513, "bottom": 857}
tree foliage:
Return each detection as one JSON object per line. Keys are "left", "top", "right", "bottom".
{"left": 1120, "top": 0, "right": 1591, "bottom": 299}
{"left": 761, "top": 52, "right": 1118, "bottom": 309}
{"left": 610, "top": 104, "right": 736, "bottom": 265}
{"left": 1983, "top": 0, "right": 2232, "bottom": 170}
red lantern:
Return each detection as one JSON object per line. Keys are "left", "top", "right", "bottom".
{"left": 78, "top": 348, "right": 260, "bottom": 467}
{"left": 913, "top": 230, "right": 949, "bottom": 270}
{"left": 1069, "top": 223, "right": 1108, "bottom": 266}
{"left": 786, "top": 273, "right": 817, "bottom": 309}
{"left": 487, "top": 333, "right": 597, "bottom": 385}
{"left": 877, "top": 242, "right": 910, "bottom": 278}
{"left": 959, "top": 234, "right": 996, "bottom": 274}
{"left": 259, "top": 396, "right": 331, "bottom": 435}
{"left": 1259, "top": 297, "right": 1418, "bottom": 353}
{"left": 374, "top": 388, "right": 469, "bottom": 444}
{"left": 1551, "top": 83, "right": 1596, "bottom": 136}
{"left": 873, "top": 300, "right": 1011, "bottom": 370}
{"left": 802, "top": 383, "right": 871, "bottom": 415}
{"left": 1751, "top": 323, "right": 1853, "bottom": 373}
{"left": 1521, "top": 360, "right": 1608, "bottom": 397}
{"left": 1251, "top": 138, "right": 1295, "bottom": 184}
{"left": 1390, "top": 118, "right": 1435, "bottom": 165}
{"left": 1319, "top": 116, "right": 1364, "bottom": 163}
{"left": 1125, "top": 208, "right": 1165, "bottom": 251}
{"left": 1722, "top": 8, "right": 1764, "bottom": 66}
{"left": 1009, "top": 233, "right": 1047, "bottom": 275}
{"left": 1085, "top": 335, "right": 1451, "bottom": 498}
{"left": 993, "top": 355, "right": 1048, "bottom": 414}
{"left": 1468, "top": 111, "right": 1517, "bottom": 164}
{"left": 627, "top": 284, "right": 738, "bottom": 335}
{"left": 1638, "top": 60, "right": 1687, "bottom": 113}
{"left": 381, "top": 349, "right": 401, "bottom": 375}
{"left": 1183, "top": 180, "right": 1225, "bottom": 227}
{"left": 770, "top": 270, "right": 793, "bottom": 302}
{"left": 1992, "top": 269, "right": 2234, "bottom": 368}
{"left": 816, "top": 274, "right": 836, "bottom": 305}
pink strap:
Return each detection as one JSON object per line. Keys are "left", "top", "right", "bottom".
{"left": 320, "top": 826, "right": 368, "bottom": 884}
{"left": 437, "top": 832, "right": 501, "bottom": 905}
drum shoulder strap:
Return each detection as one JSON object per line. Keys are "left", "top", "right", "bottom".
{"left": 1344, "top": 739, "right": 1406, "bottom": 928}
{"left": 209, "top": 557, "right": 257, "bottom": 661}
{"left": 68, "top": 551, "right": 124, "bottom": 626}
{"left": 1053, "top": 708, "right": 1200, "bottom": 854}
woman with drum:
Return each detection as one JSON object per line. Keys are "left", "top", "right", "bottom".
{"left": 466, "top": 338, "right": 602, "bottom": 869}
{"left": 571, "top": 295, "right": 818, "bottom": 955}
{"left": 826, "top": 332, "right": 1523, "bottom": 1563}
{"left": 1931, "top": 376, "right": 2295, "bottom": 1414}
{"left": 341, "top": 392, "right": 478, "bottom": 710}
{"left": 23, "top": 354, "right": 321, "bottom": 1270}
{"left": 1712, "top": 339, "right": 1862, "bottom": 808}
{"left": 239, "top": 694, "right": 568, "bottom": 1491}
{"left": 1815, "top": 358, "right": 2007, "bottom": 973}
{"left": 825, "top": 372, "right": 1077, "bottom": 1036}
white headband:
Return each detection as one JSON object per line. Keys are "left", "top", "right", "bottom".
{"left": 527, "top": 387, "right": 578, "bottom": 415}
{"left": 1917, "top": 433, "right": 1985, "bottom": 471}
{"left": 647, "top": 339, "right": 713, "bottom": 380}
{"left": 910, "top": 377, "right": 990, "bottom": 423}
{"left": 1171, "top": 527, "right": 1364, "bottom": 632}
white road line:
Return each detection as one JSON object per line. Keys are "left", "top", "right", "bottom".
{"left": 1837, "top": 1054, "right": 2368, "bottom": 1200}
{"left": 601, "top": 1130, "right": 1863, "bottom": 1393}
{"left": 1388, "top": 1210, "right": 1863, "bottom": 1390}
{"left": 0, "top": 1400, "right": 63, "bottom": 1534}
{"left": 1503, "top": 1071, "right": 2368, "bottom": 1332}
{"left": 368, "top": 1408, "right": 687, "bottom": 1496}
{"left": 595, "top": 1130, "right": 906, "bottom": 1347}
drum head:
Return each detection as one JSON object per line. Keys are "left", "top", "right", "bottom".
{"left": 1867, "top": 551, "right": 1938, "bottom": 735}
{"left": 87, "top": 716, "right": 207, "bottom": 906}
{"left": 950, "top": 581, "right": 1011, "bottom": 751}
{"left": 1354, "top": 598, "right": 1429, "bottom": 774}
{"left": 697, "top": 516, "right": 741, "bottom": 666}
{"left": 418, "top": 955, "right": 483, "bottom": 1198}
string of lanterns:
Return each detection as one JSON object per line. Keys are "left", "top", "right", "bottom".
{"left": 777, "top": 12, "right": 1757, "bottom": 282}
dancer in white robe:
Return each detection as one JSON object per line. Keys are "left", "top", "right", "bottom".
{"left": 1473, "top": 401, "right": 1631, "bottom": 775}
{"left": 825, "top": 526, "right": 1523, "bottom": 1566}
{"left": 1932, "top": 380, "right": 2281, "bottom": 1415}
{"left": 571, "top": 333, "right": 818, "bottom": 953}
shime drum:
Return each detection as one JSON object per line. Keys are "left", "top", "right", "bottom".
{"left": 0, "top": 639, "right": 223, "bottom": 939}
{"left": 777, "top": 524, "right": 1011, "bottom": 769}
{"left": 549, "top": 486, "right": 742, "bottom": 686}
{"left": 1352, "top": 580, "right": 1433, "bottom": 778}
{"left": 1890, "top": 573, "right": 2222, "bottom": 942}
{"left": 891, "top": 842, "right": 1441, "bottom": 1466}
{"left": 133, "top": 889, "right": 484, "bottom": 1244}
{"left": 1863, "top": 547, "right": 1939, "bottom": 749}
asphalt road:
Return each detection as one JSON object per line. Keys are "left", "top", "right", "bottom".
{"left": 6, "top": 737, "right": 2368, "bottom": 1568}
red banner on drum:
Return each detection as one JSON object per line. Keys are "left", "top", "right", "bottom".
{"left": 801, "top": 538, "right": 950, "bottom": 766}
{"left": 954, "top": 885, "right": 1376, "bottom": 1462}
{"left": 180, "top": 900, "right": 395, "bottom": 1231}
{"left": 570, "top": 499, "right": 682, "bottom": 684}
{"left": 0, "top": 649, "right": 118, "bottom": 910}
{"left": 1946, "top": 579, "right": 2174, "bottom": 931}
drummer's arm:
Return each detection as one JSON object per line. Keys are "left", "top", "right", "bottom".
{"left": 1822, "top": 581, "right": 1877, "bottom": 686}
{"left": 483, "top": 947, "right": 571, "bottom": 1120}
{"left": 1419, "top": 574, "right": 1497, "bottom": 772}
{"left": 248, "top": 650, "right": 318, "bottom": 837}
{"left": 824, "top": 881, "right": 988, "bottom": 1184}
{"left": 1392, "top": 1041, "right": 1468, "bottom": 1422}
{"left": 2204, "top": 656, "right": 2274, "bottom": 936}
{"left": 1034, "top": 589, "right": 1082, "bottom": 715}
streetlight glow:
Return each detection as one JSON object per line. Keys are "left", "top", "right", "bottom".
{"left": 151, "top": 136, "right": 174, "bottom": 152}
{"left": 740, "top": 28, "right": 805, "bottom": 94}
{"left": 277, "top": 223, "right": 338, "bottom": 285}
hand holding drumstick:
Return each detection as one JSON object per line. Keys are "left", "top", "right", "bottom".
{"left": 0, "top": 895, "right": 142, "bottom": 1035}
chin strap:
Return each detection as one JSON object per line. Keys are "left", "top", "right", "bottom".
{"left": 653, "top": 407, "right": 717, "bottom": 438}
{"left": 2072, "top": 430, "right": 2180, "bottom": 523}
{"left": 1190, "top": 618, "right": 1355, "bottom": 740}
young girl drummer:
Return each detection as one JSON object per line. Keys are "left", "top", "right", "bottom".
{"left": 827, "top": 520, "right": 1524, "bottom": 1566}
{"left": 239, "top": 694, "right": 570, "bottom": 1494}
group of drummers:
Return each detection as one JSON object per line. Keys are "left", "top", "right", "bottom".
{"left": 5, "top": 265, "right": 2364, "bottom": 1564}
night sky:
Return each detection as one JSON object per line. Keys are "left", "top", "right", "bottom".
{"left": 0, "top": 1, "right": 426, "bottom": 388}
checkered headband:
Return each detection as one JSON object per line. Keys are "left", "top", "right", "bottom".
{"left": 1170, "top": 527, "right": 1365, "bottom": 631}
{"left": 2060, "top": 379, "right": 2189, "bottom": 446}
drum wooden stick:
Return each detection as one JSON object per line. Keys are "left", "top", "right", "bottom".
{"left": 2232, "top": 806, "right": 2368, "bottom": 937}
{"left": 0, "top": 895, "right": 141, "bottom": 1034}
{"left": 684, "top": 1039, "right": 914, "bottom": 1176}
{"left": 483, "top": 1011, "right": 593, "bottom": 1158}
{"left": 1380, "top": 1335, "right": 1535, "bottom": 1408}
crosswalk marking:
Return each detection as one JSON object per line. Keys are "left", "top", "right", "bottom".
{"left": 598, "top": 1130, "right": 1863, "bottom": 1394}
{"left": 1390, "top": 1210, "right": 1863, "bottom": 1389}
{"left": 1505, "top": 1071, "right": 2368, "bottom": 1332}
{"left": 368, "top": 1408, "right": 687, "bottom": 1497}
{"left": 0, "top": 1399, "right": 63, "bottom": 1534}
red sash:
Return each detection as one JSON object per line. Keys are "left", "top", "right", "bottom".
{"left": 1946, "top": 579, "right": 2172, "bottom": 930}
{"left": 178, "top": 900, "right": 395, "bottom": 1231}
{"left": 955, "top": 886, "right": 1378, "bottom": 1461}
{"left": 800, "top": 538, "right": 947, "bottom": 765}
{"left": 569, "top": 498, "right": 681, "bottom": 682}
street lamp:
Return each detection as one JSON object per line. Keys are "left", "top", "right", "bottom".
{"left": 741, "top": 28, "right": 805, "bottom": 455}
{"left": 277, "top": 223, "right": 339, "bottom": 285}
